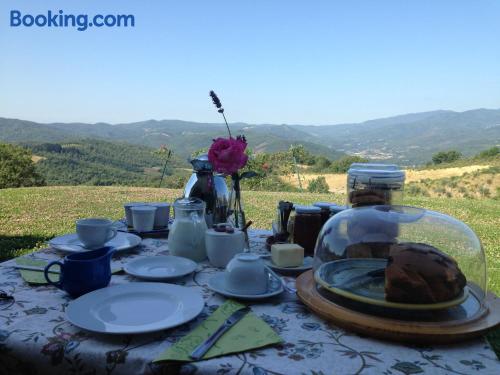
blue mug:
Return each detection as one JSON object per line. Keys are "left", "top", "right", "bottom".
{"left": 44, "top": 246, "right": 116, "bottom": 297}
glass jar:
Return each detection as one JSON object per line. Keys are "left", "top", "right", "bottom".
{"left": 347, "top": 163, "right": 405, "bottom": 208}
{"left": 313, "top": 202, "right": 334, "bottom": 226}
{"left": 329, "top": 204, "right": 348, "bottom": 217}
{"left": 168, "top": 197, "right": 208, "bottom": 262}
{"left": 287, "top": 205, "right": 322, "bottom": 256}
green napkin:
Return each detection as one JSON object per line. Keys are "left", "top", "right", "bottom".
{"left": 154, "top": 300, "right": 283, "bottom": 363}
{"left": 15, "top": 257, "right": 122, "bottom": 284}
{"left": 16, "top": 258, "right": 52, "bottom": 284}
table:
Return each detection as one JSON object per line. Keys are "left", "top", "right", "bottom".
{"left": 1, "top": 229, "right": 498, "bottom": 375}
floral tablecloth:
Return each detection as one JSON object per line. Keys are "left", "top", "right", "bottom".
{"left": 0, "top": 229, "right": 498, "bottom": 375}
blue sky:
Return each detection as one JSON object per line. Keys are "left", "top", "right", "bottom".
{"left": 0, "top": 0, "right": 499, "bottom": 125}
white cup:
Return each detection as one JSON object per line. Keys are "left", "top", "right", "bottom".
{"left": 76, "top": 218, "right": 117, "bottom": 249}
{"left": 131, "top": 206, "right": 157, "bottom": 233}
{"left": 148, "top": 202, "right": 171, "bottom": 228}
{"left": 224, "top": 253, "right": 268, "bottom": 295}
{"left": 124, "top": 202, "right": 146, "bottom": 227}
{"left": 206, "top": 228, "right": 245, "bottom": 268}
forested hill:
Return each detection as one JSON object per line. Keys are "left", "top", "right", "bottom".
{"left": 22, "top": 140, "right": 183, "bottom": 187}
{"left": 1, "top": 107, "right": 499, "bottom": 165}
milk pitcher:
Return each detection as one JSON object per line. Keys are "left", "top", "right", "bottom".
{"left": 168, "top": 197, "right": 208, "bottom": 262}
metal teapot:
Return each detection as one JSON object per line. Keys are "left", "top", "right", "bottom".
{"left": 183, "top": 154, "right": 230, "bottom": 226}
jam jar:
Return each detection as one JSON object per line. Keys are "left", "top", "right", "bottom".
{"left": 287, "top": 205, "right": 323, "bottom": 256}
{"left": 347, "top": 163, "right": 405, "bottom": 208}
{"left": 313, "top": 202, "right": 334, "bottom": 226}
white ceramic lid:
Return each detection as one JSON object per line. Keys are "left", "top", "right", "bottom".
{"left": 206, "top": 228, "right": 244, "bottom": 237}
{"left": 131, "top": 206, "right": 157, "bottom": 213}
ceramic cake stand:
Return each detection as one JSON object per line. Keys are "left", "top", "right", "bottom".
{"left": 296, "top": 270, "right": 500, "bottom": 344}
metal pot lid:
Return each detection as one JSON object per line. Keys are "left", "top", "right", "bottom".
{"left": 190, "top": 153, "right": 213, "bottom": 172}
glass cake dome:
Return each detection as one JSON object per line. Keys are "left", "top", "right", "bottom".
{"left": 313, "top": 205, "right": 487, "bottom": 310}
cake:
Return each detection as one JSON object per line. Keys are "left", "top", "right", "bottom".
{"left": 385, "top": 242, "right": 466, "bottom": 304}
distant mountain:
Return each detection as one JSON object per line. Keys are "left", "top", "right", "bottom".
{"left": 1, "top": 108, "right": 499, "bottom": 165}
{"left": 298, "top": 109, "right": 500, "bottom": 164}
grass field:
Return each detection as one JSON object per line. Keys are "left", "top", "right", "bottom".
{"left": 284, "top": 164, "right": 493, "bottom": 193}
{"left": 0, "top": 186, "right": 499, "bottom": 295}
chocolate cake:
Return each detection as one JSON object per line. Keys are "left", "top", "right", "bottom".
{"left": 385, "top": 242, "right": 466, "bottom": 304}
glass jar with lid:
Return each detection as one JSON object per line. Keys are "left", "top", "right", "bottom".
{"left": 287, "top": 205, "right": 322, "bottom": 256}
{"left": 313, "top": 202, "right": 334, "bottom": 226}
{"left": 347, "top": 163, "right": 405, "bottom": 208}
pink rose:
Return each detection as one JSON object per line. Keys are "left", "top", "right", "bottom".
{"left": 208, "top": 137, "right": 248, "bottom": 175}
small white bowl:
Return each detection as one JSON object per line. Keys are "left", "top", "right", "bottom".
{"left": 206, "top": 228, "right": 245, "bottom": 268}
{"left": 224, "top": 253, "right": 268, "bottom": 295}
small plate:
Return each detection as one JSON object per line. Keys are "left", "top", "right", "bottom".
{"left": 66, "top": 283, "right": 204, "bottom": 334}
{"left": 207, "top": 272, "right": 284, "bottom": 300}
{"left": 49, "top": 232, "right": 141, "bottom": 253}
{"left": 124, "top": 256, "right": 197, "bottom": 280}
{"left": 315, "top": 258, "right": 469, "bottom": 310}
{"left": 265, "top": 256, "right": 314, "bottom": 273}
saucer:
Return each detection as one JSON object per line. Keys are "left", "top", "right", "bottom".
{"left": 124, "top": 256, "right": 197, "bottom": 280}
{"left": 49, "top": 232, "right": 141, "bottom": 253}
{"left": 207, "top": 272, "right": 284, "bottom": 300}
{"left": 265, "top": 256, "right": 314, "bottom": 273}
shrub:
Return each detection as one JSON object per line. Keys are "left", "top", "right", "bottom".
{"left": 329, "top": 155, "right": 369, "bottom": 173}
{"left": 406, "top": 184, "right": 423, "bottom": 196}
{"left": 479, "top": 186, "right": 491, "bottom": 197}
{"left": 0, "top": 143, "right": 45, "bottom": 188}
{"left": 476, "top": 146, "right": 499, "bottom": 159}
{"left": 307, "top": 176, "right": 330, "bottom": 193}
{"left": 431, "top": 150, "right": 462, "bottom": 164}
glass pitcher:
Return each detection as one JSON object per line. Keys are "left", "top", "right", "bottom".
{"left": 168, "top": 197, "right": 208, "bottom": 262}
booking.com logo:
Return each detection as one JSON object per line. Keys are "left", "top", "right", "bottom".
{"left": 10, "top": 10, "right": 135, "bottom": 31}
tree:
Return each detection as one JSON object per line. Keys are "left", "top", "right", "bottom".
{"left": 476, "top": 146, "right": 499, "bottom": 159}
{"left": 329, "top": 155, "right": 369, "bottom": 173}
{"left": 0, "top": 143, "right": 45, "bottom": 188}
{"left": 289, "top": 144, "right": 315, "bottom": 165}
{"left": 432, "top": 150, "right": 462, "bottom": 164}
{"left": 308, "top": 176, "right": 330, "bottom": 193}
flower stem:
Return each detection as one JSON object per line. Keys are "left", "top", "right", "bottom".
{"left": 221, "top": 112, "right": 232, "bottom": 138}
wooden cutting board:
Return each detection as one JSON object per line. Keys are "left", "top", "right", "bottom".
{"left": 296, "top": 270, "right": 500, "bottom": 344}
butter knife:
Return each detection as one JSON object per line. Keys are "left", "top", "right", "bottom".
{"left": 14, "top": 265, "right": 60, "bottom": 274}
{"left": 190, "top": 306, "right": 251, "bottom": 360}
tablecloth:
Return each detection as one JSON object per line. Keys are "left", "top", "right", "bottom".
{"left": 0, "top": 229, "right": 498, "bottom": 375}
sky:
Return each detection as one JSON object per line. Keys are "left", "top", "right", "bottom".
{"left": 0, "top": 0, "right": 499, "bottom": 125}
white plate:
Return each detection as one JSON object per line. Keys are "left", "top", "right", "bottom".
{"left": 49, "top": 232, "right": 141, "bottom": 253}
{"left": 66, "top": 283, "right": 204, "bottom": 334}
{"left": 265, "top": 256, "right": 314, "bottom": 272}
{"left": 124, "top": 256, "right": 197, "bottom": 280}
{"left": 207, "top": 272, "right": 284, "bottom": 300}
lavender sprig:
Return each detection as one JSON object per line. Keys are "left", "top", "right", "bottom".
{"left": 209, "top": 90, "right": 232, "bottom": 138}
